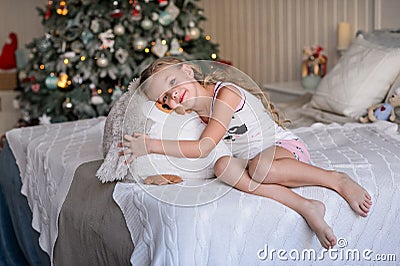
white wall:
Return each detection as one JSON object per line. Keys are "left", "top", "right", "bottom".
{"left": 375, "top": 0, "right": 400, "bottom": 29}
{"left": 0, "top": 0, "right": 44, "bottom": 51}
{"left": 198, "top": 0, "right": 381, "bottom": 85}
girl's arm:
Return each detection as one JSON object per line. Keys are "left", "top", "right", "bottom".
{"left": 123, "top": 85, "right": 241, "bottom": 162}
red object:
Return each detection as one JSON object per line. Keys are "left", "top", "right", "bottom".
{"left": 158, "top": 0, "right": 168, "bottom": 7}
{"left": 0, "top": 32, "right": 18, "bottom": 70}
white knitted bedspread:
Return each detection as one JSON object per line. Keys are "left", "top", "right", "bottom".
{"left": 6, "top": 117, "right": 105, "bottom": 265}
{"left": 113, "top": 121, "right": 400, "bottom": 265}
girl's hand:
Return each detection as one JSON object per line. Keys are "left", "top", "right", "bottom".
{"left": 121, "top": 133, "right": 150, "bottom": 164}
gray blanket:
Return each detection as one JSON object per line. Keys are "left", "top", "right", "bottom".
{"left": 54, "top": 160, "right": 134, "bottom": 266}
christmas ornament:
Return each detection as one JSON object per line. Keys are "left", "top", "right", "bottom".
{"left": 133, "top": 37, "right": 147, "bottom": 51}
{"left": 189, "top": 21, "right": 196, "bottom": 28}
{"left": 45, "top": 74, "right": 58, "bottom": 90}
{"left": 110, "top": 0, "right": 123, "bottom": 18}
{"left": 72, "top": 74, "right": 83, "bottom": 86}
{"left": 141, "top": 17, "right": 153, "bottom": 30}
{"left": 45, "top": 0, "right": 52, "bottom": 20}
{"left": 57, "top": 73, "right": 70, "bottom": 88}
{"left": 169, "top": 38, "right": 181, "bottom": 55}
{"left": 113, "top": 24, "right": 125, "bottom": 36}
{"left": 130, "top": 0, "right": 142, "bottom": 21}
{"left": 98, "top": 29, "right": 115, "bottom": 52}
{"left": 165, "top": 1, "right": 180, "bottom": 20}
{"left": 151, "top": 12, "right": 159, "bottom": 21}
{"left": 31, "top": 83, "right": 40, "bottom": 93}
{"left": 62, "top": 97, "right": 73, "bottom": 111}
{"left": 70, "top": 40, "right": 84, "bottom": 53}
{"left": 151, "top": 38, "right": 168, "bottom": 58}
{"left": 90, "top": 19, "right": 100, "bottom": 33}
{"left": 188, "top": 27, "right": 201, "bottom": 40}
{"left": 90, "top": 84, "right": 104, "bottom": 105}
{"left": 159, "top": 11, "right": 173, "bottom": 26}
{"left": 39, "top": 114, "right": 52, "bottom": 124}
{"left": 56, "top": 1, "right": 68, "bottom": 16}
{"left": 96, "top": 56, "right": 109, "bottom": 68}
{"left": 158, "top": 0, "right": 168, "bottom": 7}
{"left": 62, "top": 13, "right": 83, "bottom": 41}
{"left": 81, "top": 30, "right": 94, "bottom": 45}
{"left": 115, "top": 48, "right": 128, "bottom": 64}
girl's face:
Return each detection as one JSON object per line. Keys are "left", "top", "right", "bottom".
{"left": 144, "top": 64, "right": 198, "bottom": 111}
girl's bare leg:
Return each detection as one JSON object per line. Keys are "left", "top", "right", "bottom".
{"left": 214, "top": 156, "right": 337, "bottom": 249}
{"left": 248, "top": 147, "right": 372, "bottom": 217}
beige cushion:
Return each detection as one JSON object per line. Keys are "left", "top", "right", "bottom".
{"left": 310, "top": 35, "right": 400, "bottom": 118}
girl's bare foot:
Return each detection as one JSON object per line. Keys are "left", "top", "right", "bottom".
{"left": 335, "top": 171, "right": 372, "bottom": 217}
{"left": 302, "top": 199, "right": 337, "bottom": 249}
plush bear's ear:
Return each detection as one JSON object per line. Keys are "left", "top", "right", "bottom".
{"left": 155, "top": 101, "right": 173, "bottom": 114}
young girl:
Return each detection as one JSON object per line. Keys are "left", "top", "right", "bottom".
{"left": 122, "top": 57, "right": 372, "bottom": 249}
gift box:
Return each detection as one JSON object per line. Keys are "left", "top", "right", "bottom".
{"left": 0, "top": 72, "right": 17, "bottom": 90}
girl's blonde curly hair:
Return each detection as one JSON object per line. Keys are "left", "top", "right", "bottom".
{"left": 139, "top": 57, "right": 288, "bottom": 127}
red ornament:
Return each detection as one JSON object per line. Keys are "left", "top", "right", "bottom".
{"left": 158, "top": 0, "right": 168, "bottom": 7}
{"left": 45, "top": 0, "right": 53, "bottom": 20}
{"left": 31, "top": 83, "right": 40, "bottom": 93}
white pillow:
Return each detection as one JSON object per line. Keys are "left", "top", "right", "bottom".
{"left": 132, "top": 101, "right": 231, "bottom": 180}
{"left": 96, "top": 92, "right": 231, "bottom": 183}
{"left": 310, "top": 35, "right": 400, "bottom": 118}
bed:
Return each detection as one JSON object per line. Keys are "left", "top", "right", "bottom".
{"left": 1, "top": 29, "right": 400, "bottom": 265}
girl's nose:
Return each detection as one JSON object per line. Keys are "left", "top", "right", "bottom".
{"left": 171, "top": 90, "right": 178, "bottom": 100}
{"left": 166, "top": 91, "right": 178, "bottom": 109}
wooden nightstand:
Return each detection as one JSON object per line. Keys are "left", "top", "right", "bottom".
{"left": 263, "top": 81, "right": 313, "bottom": 103}
{"left": 0, "top": 90, "right": 20, "bottom": 136}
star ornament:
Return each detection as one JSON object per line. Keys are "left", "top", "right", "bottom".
{"left": 39, "top": 114, "right": 52, "bottom": 125}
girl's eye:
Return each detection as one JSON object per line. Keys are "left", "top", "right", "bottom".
{"left": 163, "top": 95, "right": 168, "bottom": 103}
{"left": 169, "top": 78, "right": 176, "bottom": 87}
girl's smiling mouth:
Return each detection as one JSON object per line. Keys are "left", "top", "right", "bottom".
{"left": 179, "top": 90, "right": 186, "bottom": 103}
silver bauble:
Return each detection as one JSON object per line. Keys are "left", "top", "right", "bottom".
{"left": 96, "top": 57, "right": 109, "bottom": 68}
{"left": 133, "top": 38, "right": 147, "bottom": 51}
{"left": 113, "top": 24, "right": 125, "bottom": 35}
{"left": 141, "top": 17, "right": 153, "bottom": 30}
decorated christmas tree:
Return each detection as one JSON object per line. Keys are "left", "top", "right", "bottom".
{"left": 18, "top": 0, "right": 219, "bottom": 124}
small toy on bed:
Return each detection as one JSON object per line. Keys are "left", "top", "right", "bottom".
{"left": 359, "top": 87, "right": 400, "bottom": 123}
{"left": 144, "top": 174, "right": 182, "bottom": 185}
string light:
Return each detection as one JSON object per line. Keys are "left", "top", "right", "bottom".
{"left": 144, "top": 48, "right": 150, "bottom": 53}
{"left": 161, "top": 39, "right": 167, "bottom": 45}
{"left": 211, "top": 53, "right": 217, "bottom": 59}
{"left": 40, "top": 64, "right": 45, "bottom": 70}
{"left": 205, "top": 35, "right": 211, "bottom": 41}
{"left": 97, "top": 89, "right": 102, "bottom": 94}
{"left": 179, "top": 47, "right": 183, "bottom": 53}
{"left": 107, "top": 88, "right": 113, "bottom": 93}
{"left": 63, "top": 58, "right": 69, "bottom": 64}
{"left": 80, "top": 56, "right": 86, "bottom": 61}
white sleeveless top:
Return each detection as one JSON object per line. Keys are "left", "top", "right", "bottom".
{"left": 210, "top": 82, "right": 298, "bottom": 159}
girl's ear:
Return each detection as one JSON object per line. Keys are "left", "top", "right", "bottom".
{"left": 181, "top": 64, "right": 194, "bottom": 79}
